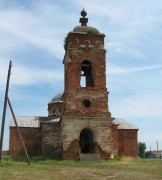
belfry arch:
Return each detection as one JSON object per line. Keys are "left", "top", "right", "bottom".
{"left": 80, "top": 128, "right": 95, "bottom": 153}
{"left": 80, "top": 60, "right": 94, "bottom": 87}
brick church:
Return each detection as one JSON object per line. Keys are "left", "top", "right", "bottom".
{"left": 9, "top": 10, "right": 138, "bottom": 160}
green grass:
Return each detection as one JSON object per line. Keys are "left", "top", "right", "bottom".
{"left": 0, "top": 156, "right": 162, "bottom": 180}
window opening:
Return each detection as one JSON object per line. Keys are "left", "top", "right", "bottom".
{"left": 83, "top": 99, "right": 91, "bottom": 107}
{"left": 80, "top": 60, "right": 94, "bottom": 87}
{"left": 80, "top": 76, "right": 86, "bottom": 87}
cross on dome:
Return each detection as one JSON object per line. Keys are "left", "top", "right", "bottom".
{"left": 79, "top": 9, "right": 88, "bottom": 26}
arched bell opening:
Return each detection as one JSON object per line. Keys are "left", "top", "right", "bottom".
{"left": 80, "top": 60, "right": 94, "bottom": 87}
{"left": 80, "top": 128, "right": 96, "bottom": 153}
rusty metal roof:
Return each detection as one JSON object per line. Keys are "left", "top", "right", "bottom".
{"left": 113, "top": 118, "right": 138, "bottom": 130}
{"left": 9, "top": 116, "right": 47, "bottom": 128}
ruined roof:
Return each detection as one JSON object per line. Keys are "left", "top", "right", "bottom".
{"left": 50, "top": 93, "right": 63, "bottom": 103}
{"left": 9, "top": 116, "right": 47, "bottom": 128}
{"left": 113, "top": 118, "right": 138, "bottom": 130}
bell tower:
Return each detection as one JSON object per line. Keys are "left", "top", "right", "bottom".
{"left": 61, "top": 9, "right": 116, "bottom": 160}
{"left": 63, "top": 9, "right": 111, "bottom": 117}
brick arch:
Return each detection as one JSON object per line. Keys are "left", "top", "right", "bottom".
{"left": 81, "top": 59, "right": 92, "bottom": 64}
{"left": 95, "top": 40, "right": 103, "bottom": 48}
{"left": 80, "top": 126, "right": 97, "bottom": 141}
{"left": 79, "top": 127, "right": 96, "bottom": 153}
{"left": 84, "top": 40, "right": 91, "bottom": 47}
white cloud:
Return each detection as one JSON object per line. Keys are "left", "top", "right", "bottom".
{"left": 0, "top": 3, "right": 69, "bottom": 59}
{"left": 12, "top": 65, "right": 63, "bottom": 86}
{"left": 0, "top": 57, "right": 10, "bottom": 86}
{"left": 76, "top": 0, "right": 162, "bottom": 30}
{"left": 107, "top": 64, "right": 162, "bottom": 75}
{"left": 0, "top": 60, "right": 63, "bottom": 89}
{"left": 76, "top": 0, "right": 162, "bottom": 59}
{"left": 110, "top": 95, "right": 162, "bottom": 119}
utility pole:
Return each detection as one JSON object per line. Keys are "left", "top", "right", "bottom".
{"left": 150, "top": 146, "right": 152, "bottom": 159}
{"left": 0, "top": 61, "right": 12, "bottom": 161}
{"left": 156, "top": 140, "right": 158, "bottom": 152}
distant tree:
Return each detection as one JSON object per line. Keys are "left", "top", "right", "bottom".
{"left": 138, "top": 142, "right": 147, "bottom": 157}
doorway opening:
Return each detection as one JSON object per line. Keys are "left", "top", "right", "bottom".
{"left": 80, "top": 128, "right": 95, "bottom": 153}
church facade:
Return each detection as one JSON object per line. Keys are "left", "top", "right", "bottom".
{"left": 9, "top": 10, "right": 138, "bottom": 160}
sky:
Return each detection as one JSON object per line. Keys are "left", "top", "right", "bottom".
{"left": 0, "top": 0, "right": 162, "bottom": 151}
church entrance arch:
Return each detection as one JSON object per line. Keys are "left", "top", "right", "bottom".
{"left": 80, "top": 128, "right": 95, "bottom": 153}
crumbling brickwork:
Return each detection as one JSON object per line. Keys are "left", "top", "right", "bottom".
{"left": 61, "top": 27, "right": 115, "bottom": 160}
{"left": 48, "top": 102, "right": 63, "bottom": 119}
{"left": 61, "top": 117, "right": 117, "bottom": 160}
{"left": 41, "top": 123, "right": 61, "bottom": 155}
{"left": 111, "top": 124, "right": 119, "bottom": 157}
{"left": 63, "top": 33, "right": 111, "bottom": 118}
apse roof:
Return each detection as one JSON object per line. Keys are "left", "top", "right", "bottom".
{"left": 113, "top": 118, "right": 138, "bottom": 130}
{"left": 50, "top": 93, "right": 63, "bottom": 103}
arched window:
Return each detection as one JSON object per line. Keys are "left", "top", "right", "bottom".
{"left": 80, "top": 60, "right": 94, "bottom": 87}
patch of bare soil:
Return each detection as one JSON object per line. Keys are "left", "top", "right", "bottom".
{"left": 52, "top": 167, "right": 162, "bottom": 180}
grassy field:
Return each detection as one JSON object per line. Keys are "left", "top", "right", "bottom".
{"left": 0, "top": 156, "right": 162, "bottom": 180}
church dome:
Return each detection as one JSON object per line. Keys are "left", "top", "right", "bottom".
{"left": 50, "top": 93, "right": 63, "bottom": 103}
{"left": 73, "top": 9, "right": 100, "bottom": 34}
{"left": 73, "top": 26, "right": 100, "bottom": 34}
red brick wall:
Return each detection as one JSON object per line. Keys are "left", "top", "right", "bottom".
{"left": 118, "top": 129, "right": 138, "bottom": 157}
{"left": 64, "top": 33, "right": 106, "bottom": 91}
{"left": 62, "top": 90, "right": 110, "bottom": 117}
{"left": 61, "top": 32, "right": 113, "bottom": 160}
{"left": 41, "top": 123, "right": 61, "bottom": 155}
{"left": 62, "top": 139, "right": 79, "bottom": 160}
{"left": 9, "top": 127, "right": 41, "bottom": 155}
{"left": 111, "top": 124, "right": 119, "bottom": 156}
{"left": 48, "top": 102, "right": 63, "bottom": 119}
{"left": 62, "top": 33, "right": 111, "bottom": 117}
